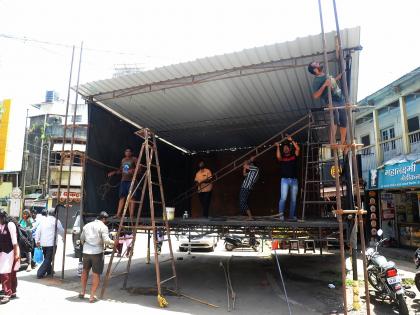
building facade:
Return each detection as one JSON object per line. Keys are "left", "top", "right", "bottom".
{"left": 355, "top": 67, "right": 420, "bottom": 247}
{"left": 23, "top": 91, "right": 87, "bottom": 224}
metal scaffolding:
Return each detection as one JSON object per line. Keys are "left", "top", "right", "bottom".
{"left": 317, "top": 0, "right": 370, "bottom": 313}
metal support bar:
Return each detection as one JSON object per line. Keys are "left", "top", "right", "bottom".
{"left": 332, "top": 0, "right": 371, "bottom": 313}
{"left": 317, "top": 0, "right": 347, "bottom": 313}
{"left": 51, "top": 45, "right": 75, "bottom": 278}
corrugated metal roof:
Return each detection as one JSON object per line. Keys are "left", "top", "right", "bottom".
{"left": 78, "top": 27, "right": 361, "bottom": 152}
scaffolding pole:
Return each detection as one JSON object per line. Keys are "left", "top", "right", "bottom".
{"left": 317, "top": 0, "right": 348, "bottom": 313}
{"left": 332, "top": 0, "right": 371, "bottom": 313}
{"left": 51, "top": 45, "right": 75, "bottom": 277}
{"left": 61, "top": 41, "right": 84, "bottom": 279}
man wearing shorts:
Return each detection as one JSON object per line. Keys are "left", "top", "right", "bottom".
{"left": 79, "top": 211, "right": 115, "bottom": 303}
{"left": 108, "top": 148, "right": 138, "bottom": 219}
{"left": 308, "top": 61, "right": 347, "bottom": 150}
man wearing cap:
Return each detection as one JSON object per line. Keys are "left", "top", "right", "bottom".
{"left": 35, "top": 208, "right": 64, "bottom": 279}
{"left": 308, "top": 61, "right": 347, "bottom": 149}
{"left": 276, "top": 136, "right": 300, "bottom": 221}
{"left": 79, "top": 211, "right": 115, "bottom": 303}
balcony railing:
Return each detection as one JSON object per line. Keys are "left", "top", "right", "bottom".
{"left": 379, "top": 136, "right": 404, "bottom": 162}
{"left": 357, "top": 131, "right": 420, "bottom": 183}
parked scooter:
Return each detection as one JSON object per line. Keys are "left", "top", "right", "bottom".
{"left": 224, "top": 234, "right": 260, "bottom": 252}
{"left": 413, "top": 248, "right": 420, "bottom": 291}
{"left": 366, "top": 229, "right": 409, "bottom": 315}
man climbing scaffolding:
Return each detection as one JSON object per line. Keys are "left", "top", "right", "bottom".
{"left": 308, "top": 61, "right": 347, "bottom": 151}
{"left": 108, "top": 148, "right": 139, "bottom": 219}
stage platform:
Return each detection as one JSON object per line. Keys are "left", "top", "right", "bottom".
{"left": 144, "top": 217, "right": 340, "bottom": 228}
{"left": 108, "top": 216, "right": 348, "bottom": 240}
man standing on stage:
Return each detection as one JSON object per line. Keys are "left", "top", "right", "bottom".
{"left": 239, "top": 156, "right": 259, "bottom": 220}
{"left": 194, "top": 161, "right": 213, "bottom": 218}
{"left": 308, "top": 61, "right": 347, "bottom": 149}
{"left": 108, "top": 148, "right": 138, "bottom": 219}
{"left": 276, "top": 136, "right": 300, "bottom": 221}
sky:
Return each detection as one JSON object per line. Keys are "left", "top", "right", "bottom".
{"left": 0, "top": 0, "right": 419, "bottom": 171}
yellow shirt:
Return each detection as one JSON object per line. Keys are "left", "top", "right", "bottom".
{"left": 195, "top": 168, "right": 213, "bottom": 192}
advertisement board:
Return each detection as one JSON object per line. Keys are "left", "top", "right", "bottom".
{"left": 0, "top": 99, "right": 11, "bottom": 170}
{"left": 378, "top": 161, "right": 420, "bottom": 189}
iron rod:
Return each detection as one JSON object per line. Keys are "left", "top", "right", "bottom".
{"left": 61, "top": 42, "right": 84, "bottom": 279}
{"left": 51, "top": 45, "right": 75, "bottom": 277}
{"left": 317, "top": 0, "right": 347, "bottom": 313}
{"left": 332, "top": 0, "right": 371, "bottom": 312}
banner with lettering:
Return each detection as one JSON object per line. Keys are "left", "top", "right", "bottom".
{"left": 377, "top": 161, "right": 420, "bottom": 189}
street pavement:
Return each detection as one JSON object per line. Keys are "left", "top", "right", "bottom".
{"left": 2, "top": 234, "right": 420, "bottom": 314}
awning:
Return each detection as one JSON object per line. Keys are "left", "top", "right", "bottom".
{"left": 77, "top": 27, "right": 361, "bottom": 152}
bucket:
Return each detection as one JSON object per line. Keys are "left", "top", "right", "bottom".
{"left": 166, "top": 207, "right": 175, "bottom": 220}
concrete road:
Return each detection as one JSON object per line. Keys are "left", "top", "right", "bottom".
{"left": 2, "top": 234, "right": 419, "bottom": 314}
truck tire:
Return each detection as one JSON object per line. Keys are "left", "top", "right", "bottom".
{"left": 397, "top": 294, "right": 409, "bottom": 315}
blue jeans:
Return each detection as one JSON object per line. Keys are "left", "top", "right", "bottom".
{"left": 278, "top": 178, "right": 298, "bottom": 218}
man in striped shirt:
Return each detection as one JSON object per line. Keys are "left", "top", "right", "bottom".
{"left": 239, "top": 157, "right": 259, "bottom": 220}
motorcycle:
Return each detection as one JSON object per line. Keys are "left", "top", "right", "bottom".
{"left": 224, "top": 234, "right": 260, "bottom": 252}
{"left": 366, "top": 229, "right": 409, "bottom": 315}
{"left": 413, "top": 248, "right": 420, "bottom": 291}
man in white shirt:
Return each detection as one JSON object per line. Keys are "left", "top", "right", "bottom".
{"left": 79, "top": 211, "right": 115, "bottom": 303}
{"left": 35, "top": 208, "right": 64, "bottom": 279}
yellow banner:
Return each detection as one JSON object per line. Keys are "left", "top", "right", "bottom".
{"left": 0, "top": 99, "right": 11, "bottom": 170}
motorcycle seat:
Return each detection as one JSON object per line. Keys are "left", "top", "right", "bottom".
{"left": 380, "top": 261, "right": 396, "bottom": 270}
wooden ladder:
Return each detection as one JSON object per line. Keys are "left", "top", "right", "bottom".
{"left": 100, "top": 128, "right": 178, "bottom": 308}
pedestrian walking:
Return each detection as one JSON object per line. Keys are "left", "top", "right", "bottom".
{"left": 35, "top": 208, "right": 64, "bottom": 279}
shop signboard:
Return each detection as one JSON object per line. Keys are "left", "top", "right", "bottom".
{"left": 50, "top": 188, "right": 81, "bottom": 203}
{"left": 24, "top": 199, "right": 48, "bottom": 209}
{"left": 377, "top": 161, "right": 420, "bottom": 189}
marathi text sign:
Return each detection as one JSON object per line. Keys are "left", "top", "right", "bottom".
{"left": 378, "top": 161, "right": 420, "bottom": 189}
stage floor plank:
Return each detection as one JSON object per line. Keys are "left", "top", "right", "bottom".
{"left": 111, "top": 216, "right": 342, "bottom": 229}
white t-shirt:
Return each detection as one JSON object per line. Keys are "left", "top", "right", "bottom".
{"left": 81, "top": 220, "right": 113, "bottom": 255}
